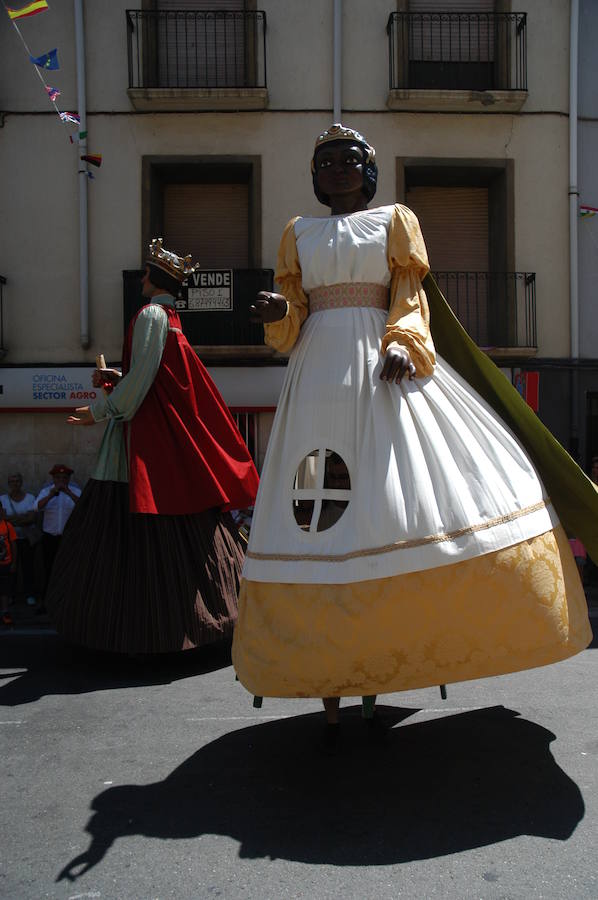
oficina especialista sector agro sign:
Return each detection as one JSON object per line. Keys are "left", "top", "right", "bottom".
{"left": 0, "top": 367, "right": 98, "bottom": 409}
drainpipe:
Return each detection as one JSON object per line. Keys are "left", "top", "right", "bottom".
{"left": 333, "top": 0, "right": 341, "bottom": 122}
{"left": 569, "top": 0, "right": 579, "bottom": 360}
{"left": 569, "top": 0, "right": 579, "bottom": 456}
{"left": 74, "top": 0, "right": 89, "bottom": 349}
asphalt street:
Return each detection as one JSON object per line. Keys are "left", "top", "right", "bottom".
{"left": 1, "top": 619, "right": 598, "bottom": 900}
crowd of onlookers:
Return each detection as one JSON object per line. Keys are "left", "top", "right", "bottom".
{"left": 0, "top": 465, "right": 81, "bottom": 626}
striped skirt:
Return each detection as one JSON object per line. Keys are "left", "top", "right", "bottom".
{"left": 46, "top": 479, "right": 244, "bottom": 654}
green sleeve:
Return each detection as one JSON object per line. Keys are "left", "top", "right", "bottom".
{"left": 91, "top": 305, "right": 168, "bottom": 423}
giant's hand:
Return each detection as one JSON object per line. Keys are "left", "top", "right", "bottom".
{"left": 249, "top": 291, "right": 288, "bottom": 324}
{"left": 380, "top": 345, "right": 416, "bottom": 384}
{"left": 68, "top": 406, "right": 95, "bottom": 426}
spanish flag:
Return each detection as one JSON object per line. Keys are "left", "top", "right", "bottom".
{"left": 6, "top": 1, "right": 49, "bottom": 19}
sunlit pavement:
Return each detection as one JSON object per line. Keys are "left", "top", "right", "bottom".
{"left": 1, "top": 620, "right": 598, "bottom": 900}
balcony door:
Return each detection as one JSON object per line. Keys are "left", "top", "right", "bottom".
{"left": 155, "top": 0, "right": 249, "bottom": 88}
{"left": 408, "top": 0, "right": 496, "bottom": 90}
{"left": 406, "top": 185, "right": 491, "bottom": 344}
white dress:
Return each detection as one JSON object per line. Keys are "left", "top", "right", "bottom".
{"left": 243, "top": 205, "right": 554, "bottom": 584}
{"left": 233, "top": 204, "right": 590, "bottom": 699}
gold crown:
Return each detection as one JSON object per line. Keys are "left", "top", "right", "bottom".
{"left": 311, "top": 123, "right": 376, "bottom": 172}
{"left": 146, "top": 238, "right": 199, "bottom": 282}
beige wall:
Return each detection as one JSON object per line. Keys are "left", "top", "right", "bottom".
{"left": 0, "top": 108, "right": 571, "bottom": 361}
{"left": 0, "top": 413, "right": 103, "bottom": 493}
{"left": 0, "top": 1, "right": 574, "bottom": 473}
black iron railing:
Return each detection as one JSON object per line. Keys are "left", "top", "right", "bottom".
{"left": 0, "top": 276, "right": 6, "bottom": 356}
{"left": 126, "top": 9, "right": 267, "bottom": 89}
{"left": 387, "top": 12, "right": 527, "bottom": 91}
{"left": 432, "top": 272, "right": 536, "bottom": 349}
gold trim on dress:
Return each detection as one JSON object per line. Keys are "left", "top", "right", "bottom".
{"left": 246, "top": 499, "right": 551, "bottom": 563}
{"left": 309, "top": 282, "right": 389, "bottom": 314}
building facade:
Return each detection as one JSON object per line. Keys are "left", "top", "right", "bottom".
{"left": 0, "top": 0, "right": 587, "bottom": 491}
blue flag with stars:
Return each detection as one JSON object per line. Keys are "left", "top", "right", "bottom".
{"left": 30, "top": 48, "right": 59, "bottom": 70}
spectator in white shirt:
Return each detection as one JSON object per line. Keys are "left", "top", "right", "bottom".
{"left": 1, "top": 473, "right": 39, "bottom": 606}
{"left": 36, "top": 465, "right": 81, "bottom": 594}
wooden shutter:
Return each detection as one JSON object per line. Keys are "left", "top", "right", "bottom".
{"left": 163, "top": 182, "right": 249, "bottom": 269}
{"left": 406, "top": 186, "right": 488, "bottom": 270}
{"left": 406, "top": 185, "right": 490, "bottom": 343}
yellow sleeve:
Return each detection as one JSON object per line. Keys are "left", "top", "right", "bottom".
{"left": 382, "top": 203, "right": 436, "bottom": 377}
{"left": 263, "top": 217, "right": 309, "bottom": 354}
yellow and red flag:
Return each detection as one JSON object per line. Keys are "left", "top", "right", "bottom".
{"left": 6, "top": 1, "right": 49, "bottom": 20}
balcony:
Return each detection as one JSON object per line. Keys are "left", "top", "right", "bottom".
{"left": 126, "top": 9, "right": 268, "bottom": 111}
{"left": 387, "top": 11, "right": 527, "bottom": 112}
{"left": 432, "top": 271, "right": 536, "bottom": 355}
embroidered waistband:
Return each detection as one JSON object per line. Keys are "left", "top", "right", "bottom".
{"left": 309, "top": 282, "right": 389, "bottom": 313}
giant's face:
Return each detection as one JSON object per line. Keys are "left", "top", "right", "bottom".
{"left": 314, "top": 141, "right": 365, "bottom": 202}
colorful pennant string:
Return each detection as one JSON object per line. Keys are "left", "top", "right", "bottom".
{"left": 4, "top": 0, "right": 103, "bottom": 177}
{"left": 580, "top": 205, "right": 598, "bottom": 219}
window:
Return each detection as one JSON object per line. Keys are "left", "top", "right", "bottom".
{"left": 131, "top": 156, "right": 273, "bottom": 353}
{"left": 154, "top": 0, "right": 252, "bottom": 88}
{"left": 408, "top": 0, "right": 496, "bottom": 91}
{"left": 143, "top": 157, "right": 260, "bottom": 268}
{"left": 127, "top": 1, "right": 268, "bottom": 109}
{"left": 399, "top": 159, "right": 537, "bottom": 350}
{"left": 407, "top": 184, "right": 491, "bottom": 343}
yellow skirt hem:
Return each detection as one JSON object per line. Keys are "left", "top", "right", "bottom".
{"left": 232, "top": 526, "right": 592, "bottom": 699}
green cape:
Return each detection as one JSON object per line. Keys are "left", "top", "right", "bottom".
{"left": 423, "top": 273, "right": 598, "bottom": 561}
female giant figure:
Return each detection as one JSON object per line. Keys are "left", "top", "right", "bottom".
{"left": 233, "top": 124, "right": 594, "bottom": 726}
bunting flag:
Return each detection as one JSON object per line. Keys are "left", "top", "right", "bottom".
{"left": 44, "top": 84, "right": 60, "bottom": 101}
{"left": 6, "top": 0, "right": 48, "bottom": 19}
{"left": 580, "top": 205, "right": 598, "bottom": 219}
{"left": 69, "top": 129, "right": 87, "bottom": 144}
{"left": 29, "top": 48, "right": 59, "bottom": 69}
{"left": 80, "top": 154, "right": 102, "bottom": 168}
{"left": 59, "top": 111, "right": 80, "bottom": 125}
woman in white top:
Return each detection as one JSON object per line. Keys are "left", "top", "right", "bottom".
{"left": 232, "top": 124, "right": 593, "bottom": 734}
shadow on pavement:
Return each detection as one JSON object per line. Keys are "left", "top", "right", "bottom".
{"left": 57, "top": 704, "right": 584, "bottom": 880}
{"left": 0, "top": 634, "right": 233, "bottom": 706}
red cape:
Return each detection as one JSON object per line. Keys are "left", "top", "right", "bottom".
{"left": 123, "top": 303, "right": 259, "bottom": 515}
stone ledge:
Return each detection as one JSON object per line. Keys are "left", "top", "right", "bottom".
{"left": 127, "top": 87, "right": 268, "bottom": 111}
{"left": 387, "top": 88, "right": 527, "bottom": 113}
{"left": 485, "top": 347, "right": 538, "bottom": 359}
